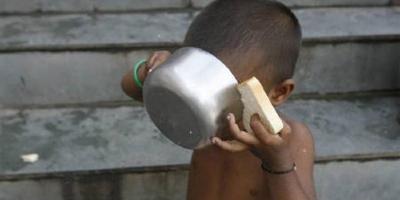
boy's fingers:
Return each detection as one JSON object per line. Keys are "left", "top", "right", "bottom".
{"left": 278, "top": 121, "right": 292, "bottom": 141}
{"left": 250, "top": 114, "right": 279, "bottom": 144}
{"left": 227, "top": 113, "right": 259, "bottom": 145}
{"left": 147, "top": 51, "right": 171, "bottom": 69}
{"left": 212, "top": 137, "right": 249, "bottom": 152}
{"left": 152, "top": 59, "right": 165, "bottom": 69}
{"left": 147, "top": 53, "right": 158, "bottom": 67}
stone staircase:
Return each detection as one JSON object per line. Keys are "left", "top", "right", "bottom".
{"left": 0, "top": 0, "right": 399, "bottom": 200}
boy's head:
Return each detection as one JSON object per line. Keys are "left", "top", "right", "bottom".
{"left": 184, "top": 0, "right": 301, "bottom": 106}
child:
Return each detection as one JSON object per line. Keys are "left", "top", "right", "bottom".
{"left": 121, "top": 0, "right": 316, "bottom": 199}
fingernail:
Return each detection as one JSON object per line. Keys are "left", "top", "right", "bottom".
{"left": 227, "top": 113, "right": 233, "bottom": 120}
{"left": 251, "top": 114, "right": 260, "bottom": 121}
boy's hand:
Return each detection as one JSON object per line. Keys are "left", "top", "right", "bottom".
{"left": 121, "top": 50, "right": 171, "bottom": 101}
{"left": 212, "top": 113, "right": 294, "bottom": 171}
{"left": 145, "top": 50, "right": 172, "bottom": 75}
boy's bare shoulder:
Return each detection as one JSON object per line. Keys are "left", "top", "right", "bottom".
{"left": 283, "top": 116, "right": 314, "bottom": 147}
{"left": 287, "top": 118, "right": 311, "bottom": 134}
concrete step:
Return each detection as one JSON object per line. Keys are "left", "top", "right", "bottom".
{"left": 0, "top": 0, "right": 395, "bottom": 14}
{"left": 0, "top": 0, "right": 189, "bottom": 14}
{"left": 1, "top": 160, "right": 399, "bottom": 200}
{"left": 0, "top": 7, "right": 399, "bottom": 107}
{"left": 0, "top": 96, "right": 398, "bottom": 175}
{"left": 193, "top": 0, "right": 395, "bottom": 8}
{"left": 0, "top": 7, "right": 399, "bottom": 51}
{"left": 0, "top": 41, "right": 399, "bottom": 107}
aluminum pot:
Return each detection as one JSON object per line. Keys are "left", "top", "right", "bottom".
{"left": 143, "top": 47, "right": 242, "bottom": 149}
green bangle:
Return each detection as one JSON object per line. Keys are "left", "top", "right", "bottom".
{"left": 133, "top": 59, "right": 147, "bottom": 89}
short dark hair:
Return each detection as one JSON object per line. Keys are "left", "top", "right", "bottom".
{"left": 184, "top": 0, "right": 302, "bottom": 84}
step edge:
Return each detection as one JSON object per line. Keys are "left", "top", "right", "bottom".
{"left": 1, "top": 152, "right": 400, "bottom": 181}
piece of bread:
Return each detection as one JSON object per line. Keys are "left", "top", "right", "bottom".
{"left": 237, "top": 77, "right": 283, "bottom": 134}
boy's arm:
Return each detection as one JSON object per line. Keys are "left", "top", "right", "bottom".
{"left": 121, "top": 51, "right": 171, "bottom": 101}
{"left": 263, "top": 121, "right": 316, "bottom": 200}
{"left": 212, "top": 114, "right": 316, "bottom": 200}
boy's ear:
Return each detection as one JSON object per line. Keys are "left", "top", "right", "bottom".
{"left": 268, "top": 79, "right": 295, "bottom": 106}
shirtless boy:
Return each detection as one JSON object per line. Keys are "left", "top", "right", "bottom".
{"left": 121, "top": 0, "right": 316, "bottom": 199}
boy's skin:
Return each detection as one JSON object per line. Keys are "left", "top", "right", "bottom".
{"left": 121, "top": 51, "right": 316, "bottom": 200}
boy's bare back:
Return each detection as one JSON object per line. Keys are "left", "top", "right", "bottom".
{"left": 187, "top": 117, "right": 315, "bottom": 200}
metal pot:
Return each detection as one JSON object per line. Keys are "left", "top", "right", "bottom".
{"left": 143, "top": 47, "right": 242, "bottom": 149}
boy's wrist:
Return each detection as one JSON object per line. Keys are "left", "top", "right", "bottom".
{"left": 257, "top": 149, "right": 295, "bottom": 172}
{"left": 138, "top": 62, "right": 148, "bottom": 82}
{"left": 261, "top": 161, "right": 296, "bottom": 175}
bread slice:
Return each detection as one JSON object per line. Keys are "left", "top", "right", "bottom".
{"left": 237, "top": 77, "right": 283, "bottom": 134}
